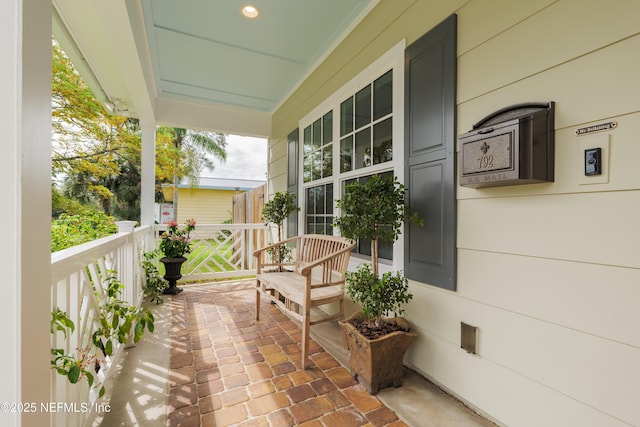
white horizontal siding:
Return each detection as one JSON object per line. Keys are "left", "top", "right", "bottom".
{"left": 268, "top": 135, "right": 288, "bottom": 194}
{"left": 458, "top": 0, "right": 640, "bottom": 104}
{"left": 448, "top": 1, "right": 640, "bottom": 424}
{"left": 456, "top": 250, "right": 640, "bottom": 347}
{"left": 458, "top": 34, "right": 640, "bottom": 138}
{"left": 457, "top": 0, "right": 555, "bottom": 55}
{"left": 405, "top": 316, "right": 632, "bottom": 427}
{"left": 458, "top": 191, "right": 640, "bottom": 268}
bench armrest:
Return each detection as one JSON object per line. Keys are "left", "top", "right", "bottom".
{"left": 252, "top": 236, "right": 299, "bottom": 257}
{"left": 254, "top": 236, "right": 300, "bottom": 273}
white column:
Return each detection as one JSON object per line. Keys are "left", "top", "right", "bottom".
{"left": 0, "top": 0, "right": 51, "bottom": 425}
{"left": 0, "top": 2, "right": 21, "bottom": 424}
{"left": 140, "top": 121, "right": 156, "bottom": 227}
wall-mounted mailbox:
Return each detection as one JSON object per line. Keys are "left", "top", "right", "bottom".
{"left": 459, "top": 102, "right": 555, "bottom": 188}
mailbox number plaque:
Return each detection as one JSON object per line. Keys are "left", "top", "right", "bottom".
{"left": 462, "top": 132, "right": 513, "bottom": 175}
{"left": 459, "top": 102, "right": 555, "bottom": 188}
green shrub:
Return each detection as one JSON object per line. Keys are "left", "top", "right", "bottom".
{"left": 143, "top": 250, "right": 168, "bottom": 304}
{"left": 51, "top": 210, "right": 118, "bottom": 252}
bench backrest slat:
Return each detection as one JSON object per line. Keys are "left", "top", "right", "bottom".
{"left": 295, "top": 234, "right": 353, "bottom": 276}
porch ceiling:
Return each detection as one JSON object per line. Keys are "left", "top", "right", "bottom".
{"left": 52, "top": 0, "right": 379, "bottom": 137}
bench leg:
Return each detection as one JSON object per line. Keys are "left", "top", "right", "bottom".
{"left": 255, "top": 280, "right": 261, "bottom": 321}
{"left": 301, "top": 308, "right": 311, "bottom": 369}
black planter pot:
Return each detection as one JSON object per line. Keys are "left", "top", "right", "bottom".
{"left": 160, "top": 257, "right": 187, "bottom": 294}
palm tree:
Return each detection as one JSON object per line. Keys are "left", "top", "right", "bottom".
{"left": 168, "top": 128, "right": 227, "bottom": 217}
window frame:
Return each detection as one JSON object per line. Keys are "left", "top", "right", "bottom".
{"left": 296, "top": 41, "right": 406, "bottom": 271}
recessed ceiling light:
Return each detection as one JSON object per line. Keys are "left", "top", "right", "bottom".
{"left": 241, "top": 5, "right": 259, "bottom": 18}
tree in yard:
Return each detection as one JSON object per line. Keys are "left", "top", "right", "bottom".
{"left": 51, "top": 40, "right": 227, "bottom": 220}
{"left": 52, "top": 41, "right": 148, "bottom": 216}
{"left": 160, "top": 127, "right": 227, "bottom": 216}
{"left": 168, "top": 127, "right": 227, "bottom": 185}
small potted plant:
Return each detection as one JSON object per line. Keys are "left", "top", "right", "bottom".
{"left": 261, "top": 192, "right": 300, "bottom": 268}
{"left": 159, "top": 218, "right": 196, "bottom": 294}
{"left": 334, "top": 174, "right": 422, "bottom": 394}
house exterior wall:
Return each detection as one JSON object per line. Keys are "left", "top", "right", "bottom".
{"left": 177, "top": 188, "right": 236, "bottom": 224}
{"left": 271, "top": 1, "right": 640, "bottom": 426}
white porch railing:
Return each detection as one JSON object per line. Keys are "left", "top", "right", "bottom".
{"left": 50, "top": 222, "right": 149, "bottom": 427}
{"left": 49, "top": 222, "right": 269, "bottom": 426}
{"left": 154, "top": 223, "right": 270, "bottom": 281}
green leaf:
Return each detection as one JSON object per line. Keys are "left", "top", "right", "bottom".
{"left": 68, "top": 365, "right": 81, "bottom": 384}
{"left": 134, "top": 322, "right": 144, "bottom": 343}
{"left": 86, "top": 372, "right": 94, "bottom": 387}
{"left": 50, "top": 308, "right": 75, "bottom": 338}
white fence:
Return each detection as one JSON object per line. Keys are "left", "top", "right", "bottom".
{"left": 49, "top": 222, "right": 269, "bottom": 426}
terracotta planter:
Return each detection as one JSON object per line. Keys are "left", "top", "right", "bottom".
{"left": 339, "top": 312, "right": 417, "bottom": 394}
{"left": 160, "top": 257, "right": 187, "bottom": 294}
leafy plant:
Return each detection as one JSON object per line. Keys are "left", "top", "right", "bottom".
{"left": 50, "top": 309, "right": 105, "bottom": 398}
{"left": 344, "top": 264, "right": 413, "bottom": 329}
{"left": 51, "top": 274, "right": 155, "bottom": 399}
{"left": 50, "top": 275, "right": 154, "bottom": 397}
{"left": 334, "top": 174, "right": 422, "bottom": 277}
{"left": 51, "top": 210, "right": 118, "bottom": 252}
{"left": 91, "top": 275, "right": 155, "bottom": 357}
{"left": 52, "top": 43, "right": 227, "bottom": 218}
{"left": 334, "top": 174, "right": 422, "bottom": 330}
{"left": 51, "top": 307, "right": 75, "bottom": 337}
{"left": 261, "top": 192, "right": 299, "bottom": 243}
{"left": 143, "top": 250, "right": 168, "bottom": 304}
{"left": 159, "top": 218, "right": 196, "bottom": 259}
{"left": 261, "top": 192, "right": 299, "bottom": 266}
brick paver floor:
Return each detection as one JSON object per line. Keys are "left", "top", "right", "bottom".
{"left": 166, "top": 280, "right": 408, "bottom": 427}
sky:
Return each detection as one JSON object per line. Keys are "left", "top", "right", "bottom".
{"left": 203, "top": 134, "right": 267, "bottom": 181}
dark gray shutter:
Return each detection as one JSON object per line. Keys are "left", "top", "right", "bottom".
{"left": 404, "top": 14, "right": 457, "bottom": 291}
{"left": 286, "top": 128, "right": 299, "bottom": 238}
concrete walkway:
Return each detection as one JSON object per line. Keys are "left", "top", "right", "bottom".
{"left": 96, "top": 280, "right": 496, "bottom": 426}
{"left": 93, "top": 298, "right": 172, "bottom": 426}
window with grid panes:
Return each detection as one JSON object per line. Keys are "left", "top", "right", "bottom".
{"left": 303, "top": 111, "right": 333, "bottom": 183}
{"left": 300, "top": 68, "right": 394, "bottom": 245}
{"left": 305, "top": 183, "right": 333, "bottom": 235}
{"left": 340, "top": 70, "right": 393, "bottom": 172}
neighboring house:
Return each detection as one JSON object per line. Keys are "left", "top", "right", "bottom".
{"left": 174, "top": 177, "right": 266, "bottom": 224}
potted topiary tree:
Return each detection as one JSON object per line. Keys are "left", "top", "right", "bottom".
{"left": 261, "top": 191, "right": 300, "bottom": 268}
{"left": 334, "top": 174, "right": 422, "bottom": 394}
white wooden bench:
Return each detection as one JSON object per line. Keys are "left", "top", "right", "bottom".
{"left": 254, "top": 234, "right": 355, "bottom": 368}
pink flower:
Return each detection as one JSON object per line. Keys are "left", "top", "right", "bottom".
{"left": 159, "top": 219, "right": 197, "bottom": 258}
